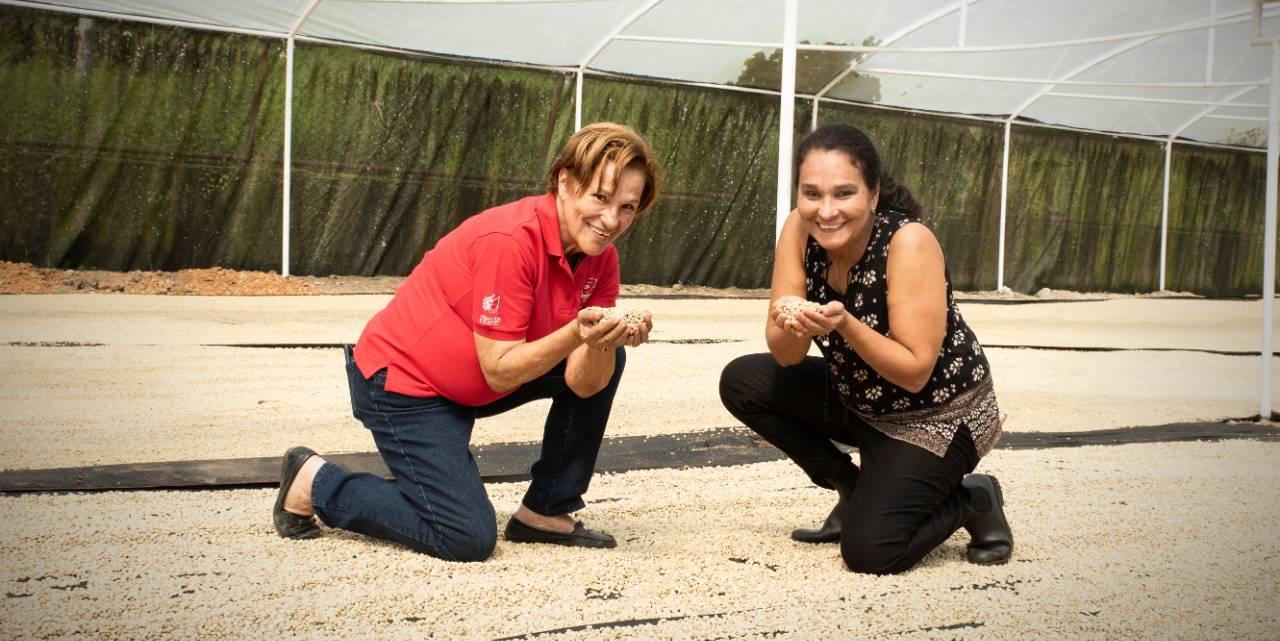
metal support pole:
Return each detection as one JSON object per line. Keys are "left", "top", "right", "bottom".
{"left": 1160, "top": 140, "right": 1172, "bottom": 292}
{"left": 282, "top": 37, "right": 294, "bottom": 277}
{"left": 997, "top": 120, "right": 1011, "bottom": 292}
{"left": 775, "top": 0, "right": 798, "bottom": 239}
{"left": 812, "top": 97, "right": 819, "bottom": 131}
{"left": 1261, "top": 40, "right": 1279, "bottom": 419}
{"left": 1207, "top": 0, "right": 1217, "bottom": 82}
{"left": 278, "top": 0, "right": 322, "bottom": 277}
{"left": 575, "top": 69, "right": 584, "bottom": 132}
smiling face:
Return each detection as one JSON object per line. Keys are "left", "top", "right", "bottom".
{"left": 557, "top": 161, "right": 646, "bottom": 258}
{"left": 796, "top": 148, "right": 879, "bottom": 261}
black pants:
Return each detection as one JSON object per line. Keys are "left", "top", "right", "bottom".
{"left": 719, "top": 353, "right": 979, "bottom": 575}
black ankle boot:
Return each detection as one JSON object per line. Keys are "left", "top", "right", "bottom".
{"left": 791, "top": 475, "right": 856, "bottom": 544}
{"left": 961, "top": 473, "right": 1013, "bottom": 565}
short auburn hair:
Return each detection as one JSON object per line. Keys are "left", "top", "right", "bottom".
{"left": 546, "top": 122, "right": 663, "bottom": 214}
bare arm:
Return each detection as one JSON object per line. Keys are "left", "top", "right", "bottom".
{"left": 564, "top": 310, "right": 652, "bottom": 396}
{"left": 765, "top": 210, "right": 817, "bottom": 366}
{"left": 775, "top": 222, "right": 948, "bottom": 393}
{"left": 474, "top": 308, "right": 650, "bottom": 398}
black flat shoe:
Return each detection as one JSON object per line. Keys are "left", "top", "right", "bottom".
{"left": 962, "top": 473, "right": 1013, "bottom": 565}
{"left": 503, "top": 516, "right": 616, "bottom": 549}
{"left": 791, "top": 502, "right": 842, "bottom": 543}
{"left": 273, "top": 446, "right": 321, "bottom": 540}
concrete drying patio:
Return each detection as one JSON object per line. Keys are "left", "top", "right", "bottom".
{"left": 0, "top": 294, "right": 1277, "bottom": 639}
{"left": 0, "top": 296, "right": 1273, "bottom": 469}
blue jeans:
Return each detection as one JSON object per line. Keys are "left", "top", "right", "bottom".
{"left": 309, "top": 345, "right": 625, "bottom": 562}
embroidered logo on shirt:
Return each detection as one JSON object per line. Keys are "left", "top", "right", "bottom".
{"left": 479, "top": 294, "right": 501, "bottom": 326}
{"left": 580, "top": 278, "right": 598, "bottom": 303}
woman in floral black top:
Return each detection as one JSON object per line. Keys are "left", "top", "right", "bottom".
{"left": 720, "top": 124, "right": 1013, "bottom": 574}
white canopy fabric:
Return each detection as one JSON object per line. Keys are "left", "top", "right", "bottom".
{"left": 3, "top": 0, "right": 1273, "bottom": 148}
{"left": 3, "top": 0, "right": 1279, "bottom": 418}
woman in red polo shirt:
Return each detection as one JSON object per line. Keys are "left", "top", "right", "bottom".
{"left": 270, "top": 123, "right": 663, "bottom": 561}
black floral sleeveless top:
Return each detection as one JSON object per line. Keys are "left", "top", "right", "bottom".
{"left": 804, "top": 209, "right": 1002, "bottom": 458}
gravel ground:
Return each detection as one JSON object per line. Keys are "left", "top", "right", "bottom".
{"left": 0, "top": 295, "right": 1265, "bottom": 350}
{"left": 0, "top": 296, "right": 1273, "bottom": 469}
{"left": 0, "top": 294, "right": 1276, "bottom": 639}
{"left": 0, "top": 442, "right": 1276, "bottom": 640}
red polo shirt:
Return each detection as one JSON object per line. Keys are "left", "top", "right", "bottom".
{"left": 352, "top": 193, "right": 619, "bottom": 406}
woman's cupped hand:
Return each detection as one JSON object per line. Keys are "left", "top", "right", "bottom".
{"left": 575, "top": 307, "right": 653, "bottom": 349}
{"left": 772, "top": 297, "right": 846, "bottom": 339}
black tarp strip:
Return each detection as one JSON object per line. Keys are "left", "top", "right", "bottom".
{"left": 4, "top": 341, "right": 1266, "bottom": 356}
{"left": 1, "top": 422, "right": 1277, "bottom": 494}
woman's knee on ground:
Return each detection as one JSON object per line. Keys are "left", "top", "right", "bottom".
{"left": 434, "top": 518, "right": 498, "bottom": 563}
{"left": 839, "top": 522, "right": 914, "bottom": 575}
{"left": 392, "top": 504, "right": 496, "bottom": 562}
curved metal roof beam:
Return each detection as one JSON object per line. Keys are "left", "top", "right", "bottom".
{"left": 854, "top": 68, "right": 1266, "bottom": 89}
{"left": 1168, "top": 79, "right": 1269, "bottom": 141}
{"left": 578, "top": 0, "right": 666, "bottom": 70}
{"left": 815, "top": 7, "right": 1273, "bottom": 102}
{"left": 620, "top": 10, "right": 1268, "bottom": 55}
{"left": 290, "top": 0, "right": 325, "bottom": 37}
{"left": 1044, "top": 92, "right": 1264, "bottom": 109}
{"left": 1006, "top": 40, "right": 1169, "bottom": 121}
{"left": 623, "top": 9, "right": 1273, "bottom": 55}
{"left": 611, "top": 35, "right": 780, "bottom": 47}
{"left": 1007, "top": 7, "right": 1272, "bottom": 122}
{"left": 814, "top": 0, "right": 981, "bottom": 99}
{"left": 806, "top": 14, "right": 1260, "bottom": 54}
{"left": 573, "top": 0, "right": 664, "bottom": 131}
{"left": 1204, "top": 114, "right": 1267, "bottom": 122}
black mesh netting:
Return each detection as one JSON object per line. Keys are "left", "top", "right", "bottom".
{"left": 0, "top": 6, "right": 1269, "bottom": 295}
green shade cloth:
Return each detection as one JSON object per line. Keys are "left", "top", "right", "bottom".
{"left": 0, "top": 6, "right": 1269, "bottom": 296}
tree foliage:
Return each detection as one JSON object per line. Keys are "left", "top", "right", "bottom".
{"left": 731, "top": 37, "right": 880, "bottom": 99}
{"left": 1223, "top": 126, "right": 1264, "bottom": 148}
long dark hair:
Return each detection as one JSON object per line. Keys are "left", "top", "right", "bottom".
{"left": 794, "top": 123, "right": 921, "bottom": 217}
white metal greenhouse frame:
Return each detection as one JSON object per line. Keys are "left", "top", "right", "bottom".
{"left": 2, "top": 0, "right": 1278, "bottom": 418}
